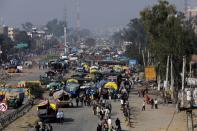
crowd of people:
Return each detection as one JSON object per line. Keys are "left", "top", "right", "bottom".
{"left": 95, "top": 98, "right": 121, "bottom": 131}
{"left": 35, "top": 122, "right": 53, "bottom": 131}
{"left": 95, "top": 78, "right": 132, "bottom": 131}
{"left": 35, "top": 61, "right": 134, "bottom": 131}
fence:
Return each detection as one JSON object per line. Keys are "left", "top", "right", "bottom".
{"left": 0, "top": 100, "right": 33, "bottom": 130}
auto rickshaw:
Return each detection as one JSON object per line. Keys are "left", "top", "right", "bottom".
{"left": 37, "top": 100, "right": 58, "bottom": 122}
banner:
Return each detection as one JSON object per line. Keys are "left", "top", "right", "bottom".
{"left": 145, "top": 66, "right": 156, "bottom": 81}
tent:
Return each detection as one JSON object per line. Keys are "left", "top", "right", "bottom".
{"left": 53, "top": 89, "right": 70, "bottom": 99}
{"left": 104, "top": 82, "right": 118, "bottom": 90}
{"left": 37, "top": 100, "right": 58, "bottom": 111}
{"left": 67, "top": 79, "right": 78, "bottom": 83}
{"left": 65, "top": 83, "right": 80, "bottom": 95}
{"left": 17, "top": 81, "right": 26, "bottom": 88}
{"left": 15, "top": 43, "right": 28, "bottom": 49}
{"left": 96, "top": 80, "right": 107, "bottom": 89}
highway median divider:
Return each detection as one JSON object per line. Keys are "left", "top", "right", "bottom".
{"left": 0, "top": 99, "right": 34, "bottom": 130}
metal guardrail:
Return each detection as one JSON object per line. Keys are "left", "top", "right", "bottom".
{"left": 0, "top": 100, "right": 33, "bottom": 130}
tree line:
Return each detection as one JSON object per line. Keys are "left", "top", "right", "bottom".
{"left": 113, "top": 0, "right": 197, "bottom": 84}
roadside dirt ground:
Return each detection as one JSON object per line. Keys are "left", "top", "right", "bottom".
{"left": 129, "top": 88, "right": 188, "bottom": 131}
{"left": 4, "top": 69, "right": 74, "bottom": 131}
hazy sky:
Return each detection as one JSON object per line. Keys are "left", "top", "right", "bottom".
{"left": 0, "top": 0, "right": 197, "bottom": 30}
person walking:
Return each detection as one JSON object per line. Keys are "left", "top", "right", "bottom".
{"left": 48, "top": 123, "right": 53, "bottom": 131}
{"left": 56, "top": 111, "right": 61, "bottom": 123}
{"left": 84, "top": 96, "right": 87, "bottom": 106}
{"left": 41, "top": 123, "right": 47, "bottom": 131}
{"left": 109, "top": 94, "right": 112, "bottom": 101}
{"left": 100, "top": 108, "right": 104, "bottom": 120}
{"left": 39, "top": 63, "right": 41, "bottom": 70}
{"left": 115, "top": 118, "right": 121, "bottom": 131}
{"left": 80, "top": 96, "right": 84, "bottom": 106}
{"left": 154, "top": 99, "right": 158, "bottom": 109}
{"left": 76, "top": 97, "right": 79, "bottom": 107}
{"left": 35, "top": 122, "right": 40, "bottom": 131}
{"left": 96, "top": 105, "right": 100, "bottom": 116}
{"left": 97, "top": 124, "right": 102, "bottom": 131}
{"left": 105, "top": 108, "right": 110, "bottom": 119}
{"left": 120, "top": 99, "right": 124, "bottom": 109}
{"left": 93, "top": 104, "right": 97, "bottom": 115}
{"left": 60, "top": 111, "right": 64, "bottom": 123}
{"left": 142, "top": 100, "right": 146, "bottom": 111}
{"left": 107, "top": 117, "right": 112, "bottom": 130}
{"left": 151, "top": 98, "right": 154, "bottom": 109}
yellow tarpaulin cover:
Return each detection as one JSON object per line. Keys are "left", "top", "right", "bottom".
{"left": 122, "top": 66, "right": 129, "bottom": 70}
{"left": 37, "top": 101, "right": 48, "bottom": 107}
{"left": 104, "top": 82, "right": 118, "bottom": 90}
{"left": 37, "top": 101, "right": 57, "bottom": 110}
{"left": 53, "top": 89, "right": 70, "bottom": 99}
{"left": 90, "top": 66, "right": 98, "bottom": 70}
{"left": 67, "top": 79, "right": 78, "bottom": 83}
{"left": 50, "top": 103, "right": 57, "bottom": 110}
{"left": 85, "top": 74, "right": 94, "bottom": 79}
{"left": 82, "top": 63, "right": 90, "bottom": 70}
{"left": 90, "top": 69, "right": 97, "bottom": 74}
{"left": 113, "top": 65, "right": 122, "bottom": 70}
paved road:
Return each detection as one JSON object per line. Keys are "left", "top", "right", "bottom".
{"left": 52, "top": 105, "right": 98, "bottom": 131}
{"left": 50, "top": 100, "right": 130, "bottom": 131}
{"left": 3, "top": 68, "right": 130, "bottom": 131}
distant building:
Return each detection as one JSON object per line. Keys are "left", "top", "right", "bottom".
{"left": 8, "top": 27, "right": 15, "bottom": 41}
{"left": 3, "top": 26, "right": 8, "bottom": 37}
{"left": 186, "top": 7, "right": 197, "bottom": 33}
{"left": 187, "top": 7, "right": 197, "bottom": 18}
{"left": 0, "top": 25, "right": 3, "bottom": 35}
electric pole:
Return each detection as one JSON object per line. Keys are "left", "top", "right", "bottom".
{"left": 76, "top": 0, "right": 80, "bottom": 45}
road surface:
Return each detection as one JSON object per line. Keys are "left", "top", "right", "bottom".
{"left": 50, "top": 101, "right": 129, "bottom": 131}
{"left": 4, "top": 98, "right": 130, "bottom": 131}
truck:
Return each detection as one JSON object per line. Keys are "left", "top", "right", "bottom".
{"left": 5, "top": 92, "right": 24, "bottom": 108}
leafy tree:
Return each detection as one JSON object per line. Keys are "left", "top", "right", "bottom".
{"left": 0, "top": 34, "right": 15, "bottom": 61}
{"left": 84, "top": 38, "right": 96, "bottom": 47}
{"left": 112, "top": 31, "right": 124, "bottom": 46}
{"left": 22, "top": 22, "right": 33, "bottom": 32}
{"left": 80, "top": 29, "right": 92, "bottom": 39}
{"left": 140, "top": 0, "right": 197, "bottom": 80}
{"left": 112, "top": 18, "right": 147, "bottom": 64}
{"left": 46, "top": 19, "right": 66, "bottom": 37}
{"left": 14, "top": 30, "right": 31, "bottom": 44}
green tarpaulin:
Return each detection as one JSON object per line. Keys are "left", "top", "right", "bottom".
{"left": 15, "top": 43, "right": 28, "bottom": 49}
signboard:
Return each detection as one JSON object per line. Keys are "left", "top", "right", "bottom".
{"left": 193, "top": 89, "right": 197, "bottom": 107}
{"left": 186, "top": 78, "right": 197, "bottom": 86}
{"left": 145, "top": 66, "right": 156, "bottom": 81}
{"left": 0, "top": 102, "right": 8, "bottom": 112}
{"left": 163, "top": 80, "right": 168, "bottom": 88}
{"left": 129, "top": 59, "right": 137, "bottom": 66}
{"left": 69, "top": 57, "right": 78, "bottom": 61}
{"left": 0, "top": 88, "right": 24, "bottom": 93}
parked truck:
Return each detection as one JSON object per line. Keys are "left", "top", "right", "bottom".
{"left": 5, "top": 92, "right": 24, "bottom": 108}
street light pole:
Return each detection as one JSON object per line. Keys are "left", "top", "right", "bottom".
{"left": 182, "top": 56, "right": 186, "bottom": 107}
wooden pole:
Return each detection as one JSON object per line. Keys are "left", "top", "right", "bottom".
{"left": 148, "top": 50, "right": 150, "bottom": 66}
{"left": 170, "top": 56, "right": 174, "bottom": 99}
{"left": 142, "top": 50, "right": 146, "bottom": 67}
{"left": 166, "top": 56, "right": 170, "bottom": 88}
{"left": 181, "top": 56, "right": 186, "bottom": 106}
